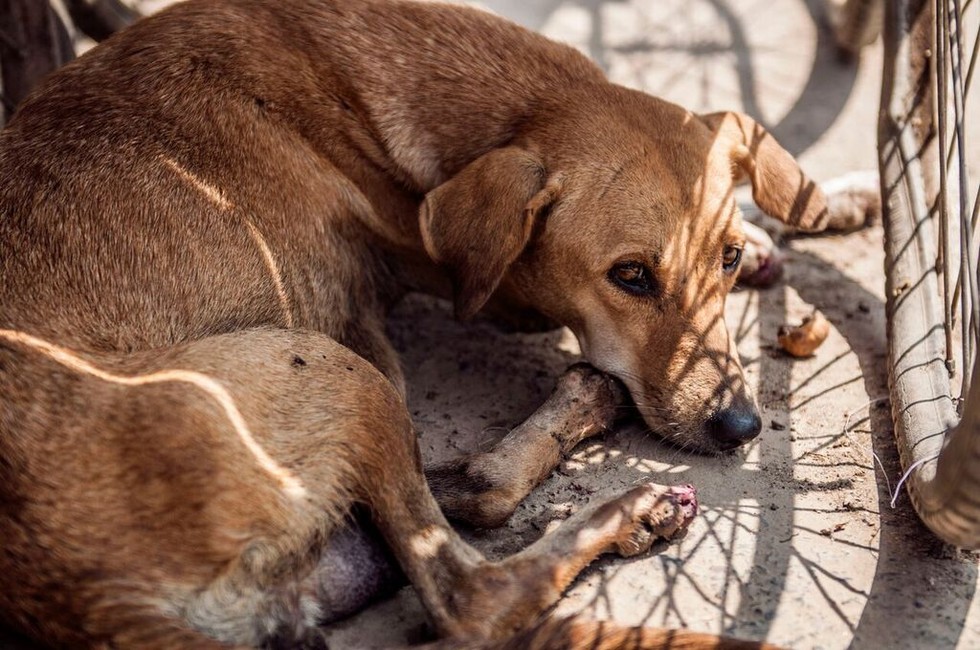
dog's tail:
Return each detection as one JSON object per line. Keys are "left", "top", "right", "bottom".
{"left": 423, "top": 615, "right": 780, "bottom": 650}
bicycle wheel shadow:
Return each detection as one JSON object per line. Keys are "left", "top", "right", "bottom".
{"left": 486, "top": 0, "right": 858, "bottom": 158}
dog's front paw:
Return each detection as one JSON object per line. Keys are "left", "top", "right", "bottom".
{"left": 739, "top": 221, "right": 785, "bottom": 288}
{"left": 552, "top": 363, "right": 627, "bottom": 433}
{"left": 822, "top": 170, "right": 881, "bottom": 231}
{"left": 610, "top": 483, "right": 698, "bottom": 557}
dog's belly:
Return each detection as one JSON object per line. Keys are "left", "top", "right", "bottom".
{"left": 234, "top": 519, "right": 401, "bottom": 649}
{"left": 314, "top": 513, "right": 403, "bottom": 625}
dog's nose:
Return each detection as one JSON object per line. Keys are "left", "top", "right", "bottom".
{"left": 708, "top": 406, "right": 762, "bottom": 449}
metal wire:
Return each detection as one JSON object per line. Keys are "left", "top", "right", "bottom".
{"left": 881, "top": 0, "right": 980, "bottom": 549}
{"left": 936, "top": 0, "right": 980, "bottom": 405}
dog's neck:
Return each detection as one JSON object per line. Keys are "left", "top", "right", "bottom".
{"left": 261, "top": 0, "right": 605, "bottom": 195}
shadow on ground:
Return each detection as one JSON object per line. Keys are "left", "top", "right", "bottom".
{"left": 324, "top": 226, "right": 973, "bottom": 648}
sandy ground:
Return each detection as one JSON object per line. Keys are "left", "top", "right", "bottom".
{"left": 322, "top": 1, "right": 980, "bottom": 649}
{"left": 7, "top": 1, "right": 978, "bottom": 649}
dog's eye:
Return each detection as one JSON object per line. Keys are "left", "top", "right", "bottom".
{"left": 722, "top": 246, "right": 742, "bottom": 274}
{"left": 609, "top": 262, "right": 656, "bottom": 295}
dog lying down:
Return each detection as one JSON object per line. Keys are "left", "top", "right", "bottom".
{"left": 0, "top": 0, "right": 879, "bottom": 647}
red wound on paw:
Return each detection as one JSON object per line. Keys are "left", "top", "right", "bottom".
{"left": 669, "top": 484, "right": 699, "bottom": 520}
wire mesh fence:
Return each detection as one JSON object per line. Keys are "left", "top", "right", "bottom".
{"left": 879, "top": 0, "right": 980, "bottom": 548}
{"left": 934, "top": 0, "right": 979, "bottom": 410}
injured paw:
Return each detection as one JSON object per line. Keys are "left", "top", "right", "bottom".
{"left": 739, "top": 221, "right": 785, "bottom": 288}
{"left": 609, "top": 483, "right": 699, "bottom": 557}
{"left": 736, "top": 171, "right": 879, "bottom": 289}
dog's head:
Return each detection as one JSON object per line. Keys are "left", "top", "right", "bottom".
{"left": 419, "top": 91, "right": 827, "bottom": 453}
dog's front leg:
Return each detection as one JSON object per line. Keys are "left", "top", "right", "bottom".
{"left": 425, "top": 364, "right": 625, "bottom": 529}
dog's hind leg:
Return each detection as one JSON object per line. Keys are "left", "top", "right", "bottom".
{"left": 0, "top": 328, "right": 689, "bottom": 644}
{"left": 421, "top": 614, "right": 775, "bottom": 649}
{"left": 425, "top": 364, "right": 625, "bottom": 528}
{"left": 88, "top": 615, "right": 252, "bottom": 650}
{"left": 366, "top": 444, "right": 697, "bottom": 640}
{"left": 307, "top": 347, "right": 695, "bottom": 640}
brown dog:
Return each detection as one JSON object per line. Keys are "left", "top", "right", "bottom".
{"left": 0, "top": 0, "right": 834, "bottom": 647}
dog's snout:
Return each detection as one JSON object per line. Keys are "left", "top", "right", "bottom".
{"left": 708, "top": 406, "right": 762, "bottom": 449}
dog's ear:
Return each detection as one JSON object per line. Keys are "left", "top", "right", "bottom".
{"left": 700, "top": 111, "right": 829, "bottom": 231}
{"left": 420, "top": 146, "right": 560, "bottom": 320}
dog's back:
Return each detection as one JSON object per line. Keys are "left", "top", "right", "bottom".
{"left": 0, "top": 1, "right": 316, "bottom": 350}
{"left": 0, "top": 0, "right": 603, "bottom": 348}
